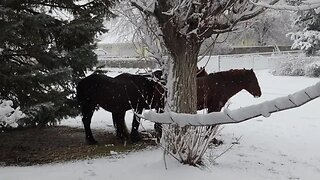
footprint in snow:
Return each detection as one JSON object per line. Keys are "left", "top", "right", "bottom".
{"left": 84, "top": 169, "right": 96, "bottom": 177}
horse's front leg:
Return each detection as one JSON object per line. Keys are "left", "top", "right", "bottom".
{"left": 81, "top": 104, "right": 97, "bottom": 145}
{"left": 130, "top": 108, "right": 143, "bottom": 142}
{"left": 207, "top": 104, "right": 223, "bottom": 145}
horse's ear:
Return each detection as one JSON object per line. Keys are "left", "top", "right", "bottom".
{"left": 250, "top": 68, "right": 253, "bottom": 72}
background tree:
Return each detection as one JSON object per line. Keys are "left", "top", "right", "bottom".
{"left": 288, "top": 7, "right": 320, "bottom": 56}
{"left": 0, "top": 0, "right": 115, "bottom": 127}
{"left": 249, "top": 1, "right": 320, "bottom": 55}
{"left": 231, "top": 10, "right": 293, "bottom": 46}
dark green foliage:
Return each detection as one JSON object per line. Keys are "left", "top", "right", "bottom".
{"left": 0, "top": 0, "right": 116, "bottom": 127}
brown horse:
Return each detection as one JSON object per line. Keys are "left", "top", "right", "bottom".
{"left": 154, "top": 69, "right": 262, "bottom": 140}
{"left": 197, "top": 69, "right": 261, "bottom": 112}
{"left": 76, "top": 73, "right": 162, "bottom": 144}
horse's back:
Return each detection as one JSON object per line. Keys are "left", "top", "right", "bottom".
{"left": 115, "top": 72, "right": 165, "bottom": 110}
{"left": 76, "top": 73, "right": 115, "bottom": 103}
{"left": 77, "top": 73, "right": 114, "bottom": 91}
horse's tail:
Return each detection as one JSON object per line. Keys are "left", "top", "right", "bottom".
{"left": 76, "top": 74, "right": 99, "bottom": 109}
{"left": 76, "top": 79, "right": 86, "bottom": 108}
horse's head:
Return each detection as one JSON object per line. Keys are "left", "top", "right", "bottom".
{"left": 196, "top": 67, "right": 208, "bottom": 77}
{"left": 244, "top": 69, "right": 262, "bottom": 98}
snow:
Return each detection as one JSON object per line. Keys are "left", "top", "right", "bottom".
{"left": 0, "top": 100, "right": 25, "bottom": 128}
{"left": 251, "top": 0, "right": 320, "bottom": 11}
{"left": 1, "top": 68, "right": 320, "bottom": 179}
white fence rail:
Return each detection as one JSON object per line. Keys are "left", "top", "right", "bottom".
{"left": 98, "top": 51, "right": 303, "bottom": 71}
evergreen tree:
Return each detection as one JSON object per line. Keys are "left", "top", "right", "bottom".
{"left": 0, "top": 0, "right": 116, "bottom": 127}
{"left": 289, "top": 6, "right": 320, "bottom": 56}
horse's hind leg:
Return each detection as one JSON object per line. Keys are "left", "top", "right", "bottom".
{"left": 81, "top": 104, "right": 97, "bottom": 145}
{"left": 154, "top": 108, "right": 164, "bottom": 142}
{"left": 154, "top": 123, "right": 162, "bottom": 143}
{"left": 130, "top": 108, "right": 143, "bottom": 142}
{"left": 112, "top": 112, "right": 129, "bottom": 141}
{"left": 112, "top": 112, "right": 120, "bottom": 138}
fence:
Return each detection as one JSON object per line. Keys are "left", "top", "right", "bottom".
{"left": 97, "top": 51, "right": 302, "bottom": 71}
{"left": 97, "top": 57, "right": 158, "bottom": 69}
{"left": 198, "top": 51, "right": 302, "bottom": 72}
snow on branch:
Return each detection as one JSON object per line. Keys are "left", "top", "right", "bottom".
{"left": 0, "top": 100, "right": 25, "bottom": 128}
{"left": 130, "top": 0, "right": 155, "bottom": 15}
{"left": 144, "top": 81, "right": 320, "bottom": 126}
{"left": 250, "top": 0, "right": 320, "bottom": 11}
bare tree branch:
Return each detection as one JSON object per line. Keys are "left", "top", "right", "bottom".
{"left": 130, "top": 0, "right": 155, "bottom": 16}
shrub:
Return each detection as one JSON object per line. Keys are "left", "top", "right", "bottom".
{"left": 271, "top": 56, "right": 320, "bottom": 77}
{"left": 305, "top": 61, "right": 320, "bottom": 77}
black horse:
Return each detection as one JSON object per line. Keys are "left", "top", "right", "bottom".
{"left": 76, "top": 73, "right": 162, "bottom": 144}
{"left": 114, "top": 72, "right": 164, "bottom": 141}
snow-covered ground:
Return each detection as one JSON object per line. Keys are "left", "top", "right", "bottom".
{"left": 1, "top": 68, "right": 320, "bottom": 180}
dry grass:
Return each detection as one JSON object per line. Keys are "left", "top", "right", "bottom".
{"left": 0, "top": 126, "right": 156, "bottom": 166}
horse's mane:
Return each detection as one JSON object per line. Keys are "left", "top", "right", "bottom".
{"left": 207, "top": 69, "right": 255, "bottom": 82}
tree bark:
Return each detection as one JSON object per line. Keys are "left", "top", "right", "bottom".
{"left": 166, "top": 46, "right": 199, "bottom": 114}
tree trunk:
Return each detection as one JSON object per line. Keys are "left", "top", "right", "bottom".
{"left": 160, "top": 22, "right": 201, "bottom": 113}
{"left": 166, "top": 49, "right": 198, "bottom": 113}
{"left": 160, "top": 29, "right": 203, "bottom": 164}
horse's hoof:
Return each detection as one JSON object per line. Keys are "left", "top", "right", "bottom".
{"left": 130, "top": 132, "right": 141, "bottom": 143}
{"left": 86, "top": 139, "right": 98, "bottom": 145}
{"left": 131, "top": 136, "right": 141, "bottom": 143}
{"left": 131, "top": 137, "right": 141, "bottom": 143}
